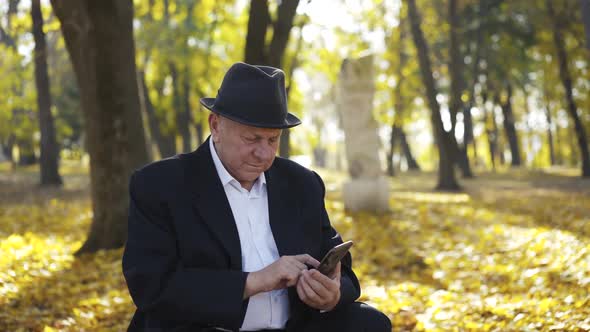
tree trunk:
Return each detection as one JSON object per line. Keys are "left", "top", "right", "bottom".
{"left": 32, "top": 0, "right": 62, "bottom": 186}
{"left": 555, "top": 121, "right": 564, "bottom": 164}
{"left": 1, "top": 134, "right": 15, "bottom": 163}
{"left": 0, "top": 0, "right": 19, "bottom": 48}
{"left": 581, "top": 0, "right": 590, "bottom": 50}
{"left": 542, "top": 90, "right": 557, "bottom": 166}
{"left": 195, "top": 122, "right": 204, "bottom": 146}
{"left": 245, "top": 0, "right": 270, "bottom": 65}
{"left": 194, "top": 4, "right": 219, "bottom": 147}
{"left": 138, "top": 70, "right": 175, "bottom": 159}
{"left": 179, "top": 1, "right": 194, "bottom": 153}
{"left": 495, "top": 116, "right": 505, "bottom": 165}
{"left": 387, "top": 124, "right": 397, "bottom": 177}
{"left": 51, "top": 0, "right": 149, "bottom": 254}
{"left": 491, "top": 91, "right": 505, "bottom": 166}
{"left": 462, "top": 104, "right": 476, "bottom": 168}
{"left": 278, "top": 23, "right": 305, "bottom": 159}
{"left": 18, "top": 138, "right": 37, "bottom": 166}
{"left": 483, "top": 91, "right": 497, "bottom": 171}
{"left": 500, "top": 84, "right": 521, "bottom": 166}
{"left": 398, "top": 126, "right": 420, "bottom": 170}
{"left": 267, "top": 0, "right": 300, "bottom": 68}
{"left": 245, "top": 0, "right": 300, "bottom": 158}
{"left": 547, "top": 0, "right": 590, "bottom": 176}
{"left": 169, "top": 63, "right": 184, "bottom": 153}
{"left": 463, "top": 0, "right": 486, "bottom": 170}
{"left": 313, "top": 147, "right": 327, "bottom": 168}
{"left": 274, "top": 0, "right": 301, "bottom": 158}
{"left": 388, "top": 126, "right": 420, "bottom": 176}
{"left": 388, "top": 13, "right": 407, "bottom": 177}
{"left": 2, "top": 0, "right": 20, "bottom": 168}
{"left": 279, "top": 129, "right": 290, "bottom": 159}
{"left": 387, "top": 126, "right": 421, "bottom": 175}
{"left": 448, "top": 0, "right": 474, "bottom": 178}
{"left": 545, "top": 105, "right": 556, "bottom": 166}
{"left": 569, "top": 128, "right": 579, "bottom": 166}
{"left": 180, "top": 72, "right": 192, "bottom": 153}
{"left": 407, "top": 0, "right": 460, "bottom": 190}
{"left": 522, "top": 86, "right": 533, "bottom": 166}
{"left": 448, "top": 0, "right": 462, "bottom": 133}
{"left": 136, "top": 71, "right": 154, "bottom": 161}
{"left": 156, "top": 81, "right": 177, "bottom": 158}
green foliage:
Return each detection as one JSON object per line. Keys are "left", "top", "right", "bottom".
{"left": 1, "top": 0, "right": 589, "bottom": 172}
{"left": 0, "top": 47, "right": 37, "bottom": 150}
{"left": 134, "top": 0, "right": 247, "bottom": 138}
{"left": 0, "top": 2, "right": 80, "bottom": 160}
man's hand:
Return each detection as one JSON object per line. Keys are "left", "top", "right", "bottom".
{"left": 244, "top": 254, "right": 320, "bottom": 299}
{"left": 296, "top": 261, "right": 341, "bottom": 311}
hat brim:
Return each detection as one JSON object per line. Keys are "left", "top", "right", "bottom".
{"left": 200, "top": 97, "right": 301, "bottom": 129}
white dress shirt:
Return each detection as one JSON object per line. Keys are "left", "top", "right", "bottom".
{"left": 209, "top": 139, "right": 290, "bottom": 331}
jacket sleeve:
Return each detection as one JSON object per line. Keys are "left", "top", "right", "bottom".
{"left": 313, "top": 171, "right": 361, "bottom": 309}
{"left": 122, "top": 170, "right": 248, "bottom": 330}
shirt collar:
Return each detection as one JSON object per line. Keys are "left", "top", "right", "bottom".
{"left": 209, "top": 138, "right": 266, "bottom": 194}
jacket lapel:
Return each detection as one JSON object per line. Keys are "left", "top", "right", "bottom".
{"left": 180, "top": 140, "right": 305, "bottom": 269}
{"left": 266, "top": 165, "right": 311, "bottom": 328}
{"left": 265, "top": 165, "right": 304, "bottom": 257}
{"left": 181, "top": 137, "right": 242, "bottom": 270}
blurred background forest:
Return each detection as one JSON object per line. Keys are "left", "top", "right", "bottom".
{"left": 1, "top": 0, "right": 590, "bottom": 330}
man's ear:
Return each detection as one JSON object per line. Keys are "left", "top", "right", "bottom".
{"left": 209, "top": 114, "right": 219, "bottom": 142}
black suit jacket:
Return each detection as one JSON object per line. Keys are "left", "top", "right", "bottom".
{"left": 122, "top": 138, "right": 360, "bottom": 331}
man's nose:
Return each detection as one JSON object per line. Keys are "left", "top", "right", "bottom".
{"left": 254, "top": 143, "right": 273, "bottom": 160}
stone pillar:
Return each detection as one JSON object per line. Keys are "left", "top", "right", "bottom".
{"left": 336, "top": 54, "right": 389, "bottom": 212}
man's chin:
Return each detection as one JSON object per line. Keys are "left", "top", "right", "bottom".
{"left": 237, "top": 171, "right": 263, "bottom": 183}
{"left": 245, "top": 164, "right": 270, "bottom": 174}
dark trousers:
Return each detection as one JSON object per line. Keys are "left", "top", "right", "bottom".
{"left": 299, "top": 302, "right": 391, "bottom": 332}
{"left": 247, "top": 302, "right": 391, "bottom": 332}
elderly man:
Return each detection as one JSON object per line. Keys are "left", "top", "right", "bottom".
{"left": 122, "top": 62, "right": 391, "bottom": 332}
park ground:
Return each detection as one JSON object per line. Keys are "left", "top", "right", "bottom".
{"left": 1, "top": 163, "right": 589, "bottom": 331}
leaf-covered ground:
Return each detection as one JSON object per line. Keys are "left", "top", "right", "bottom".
{"left": 1, "top": 164, "right": 589, "bottom": 331}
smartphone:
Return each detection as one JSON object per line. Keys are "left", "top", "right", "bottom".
{"left": 317, "top": 241, "right": 353, "bottom": 275}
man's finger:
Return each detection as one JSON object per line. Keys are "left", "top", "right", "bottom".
{"left": 284, "top": 265, "right": 303, "bottom": 285}
{"left": 309, "top": 268, "right": 340, "bottom": 293}
{"left": 303, "top": 270, "right": 331, "bottom": 298}
{"left": 300, "top": 272, "right": 322, "bottom": 304}
{"left": 294, "top": 254, "right": 320, "bottom": 268}
{"left": 296, "top": 280, "right": 307, "bottom": 302}
{"left": 288, "top": 258, "right": 308, "bottom": 272}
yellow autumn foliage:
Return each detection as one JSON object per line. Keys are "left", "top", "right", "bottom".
{"left": 1, "top": 166, "right": 589, "bottom": 331}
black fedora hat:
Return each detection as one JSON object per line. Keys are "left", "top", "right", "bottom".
{"left": 200, "top": 62, "right": 301, "bottom": 129}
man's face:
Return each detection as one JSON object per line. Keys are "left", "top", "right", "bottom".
{"left": 209, "top": 114, "right": 281, "bottom": 188}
